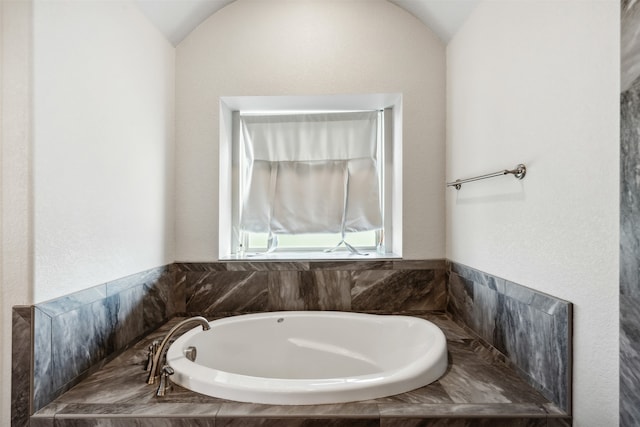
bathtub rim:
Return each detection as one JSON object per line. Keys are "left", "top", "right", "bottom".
{"left": 166, "top": 311, "right": 448, "bottom": 405}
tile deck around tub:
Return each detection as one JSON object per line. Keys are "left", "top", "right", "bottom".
{"left": 31, "top": 313, "right": 571, "bottom": 427}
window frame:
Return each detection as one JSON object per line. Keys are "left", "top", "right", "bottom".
{"left": 219, "top": 94, "right": 402, "bottom": 260}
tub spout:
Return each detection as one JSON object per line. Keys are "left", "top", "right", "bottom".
{"left": 146, "top": 316, "right": 211, "bottom": 385}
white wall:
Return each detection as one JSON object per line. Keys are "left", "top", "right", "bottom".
{"left": 446, "top": 1, "right": 619, "bottom": 425}
{"left": 175, "top": 0, "right": 446, "bottom": 261}
{"left": 32, "top": 0, "right": 176, "bottom": 303}
{"left": 1, "top": 0, "right": 34, "bottom": 423}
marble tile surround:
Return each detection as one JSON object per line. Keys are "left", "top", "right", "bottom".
{"left": 447, "top": 262, "right": 572, "bottom": 415}
{"left": 31, "top": 314, "right": 570, "bottom": 426}
{"left": 16, "top": 258, "right": 572, "bottom": 425}
{"left": 178, "top": 260, "right": 448, "bottom": 314}
{"left": 23, "top": 260, "right": 447, "bottom": 418}
{"left": 31, "top": 265, "right": 178, "bottom": 414}
{"left": 621, "top": 6, "right": 640, "bottom": 421}
{"left": 12, "top": 307, "right": 32, "bottom": 427}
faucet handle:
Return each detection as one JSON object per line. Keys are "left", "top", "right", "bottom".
{"left": 156, "top": 365, "right": 174, "bottom": 397}
{"left": 184, "top": 346, "right": 197, "bottom": 362}
{"left": 144, "top": 340, "right": 161, "bottom": 371}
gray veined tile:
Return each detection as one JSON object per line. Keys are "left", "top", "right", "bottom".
{"left": 622, "top": 0, "right": 640, "bottom": 91}
{"left": 445, "top": 340, "right": 506, "bottom": 367}
{"left": 105, "top": 266, "right": 172, "bottom": 296}
{"left": 501, "top": 282, "right": 537, "bottom": 307}
{"left": 529, "top": 294, "right": 564, "bottom": 316}
{"left": 437, "top": 363, "right": 548, "bottom": 406}
{"left": 471, "top": 282, "right": 499, "bottom": 344}
{"left": 55, "top": 350, "right": 193, "bottom": 406}
{"left": 142, "top": 271, "right": 174, "bottom": 329}
{"left": 186, "top": 271, "right": 269, "bottom": 314}
{"left": 217, "top": 419, "right": 378, "bottom": 427}
{"left": 32, "top": 403, "right": 68, "bottom": 416}
{"left": 450, "top": 263, "right": 483, "bottom": 285}
{"left": 114, "top": 285, "right": 145, "bottom": 350}
{"left": 217, "top": 402, "right": 380, "bottom": 418}
{"left": 309, "top": 260, "right": 393, "bottom": 271}
{"left": 37, "top": 285, "right": 108, "bottom": 317}
{"left": 422, "top": 315, "right": 471, "bottom": 343}
{"left": 380, "top": 417, "right": 548, "bottom": 427}
{"left": 312, "top": 270, "right": 352, "bottom": 310}
{"left": 51, "top": 297, "right": 119, "bottom": 391}
{"left": 217, "top": 401, "right": 380, "bottom": 426}
{"left": 33, "top": 307, "right": 55, "bottom": 412}
{"left": 451, "top": 263, "right": 510, "bottom": 297}
{"left": 445, "top": 273, "right": 474, "bottom": 326}
{"left": 620, "top": 223, "right": 640, "bottom": 300}
{"left": 157, "top": 268, "right": 179, "bottom": 318}
{"left": 482, "top": 275, "right": 501, "bottom": 292}
{"left": 497, "top": 298, "right": 568, "bottom": 407}
{"left": 350, "top": 269, "right": 395, "bottom": 295}
{"left": 267, "top": 271, "right": 315, "bottom": 310}
{"left": 448, "top": 262, "right": 468, "bottom": 277}
{"left": 546, "top": 419, "right": 572, "bottom": 427}
{"left": 447, "top": 263, "right": 571, "bottom": 414}
{"left": 621, "top": 84, "right": 640, "bottom": 301}
{"left": 437, "top": 365, "right": 511, "bottom": 405}
{"left": 172, "top": 272, "right": 187, "bottom": 314}
{"left": 392, "top": 259, "right": 446, "bottom": 270}
{"left": 55, "top": 402, "right": 220, "bottom": 416}
{"left": 12, "top": 307, "right": 32, "bottom": 427}
{"left": 176, "top": 262, "right": 229, "bottom": 272}
{"left": 378, "top": 403, "right": 549, "bottom": 427}
{"left": 29, "top": 417, "right": 55, "bottom": 427}
{"left": 448, "top": 273, "right": 473, "bottom": 300}
{"left": 620, "top": 295, "right": 640, "bottom": 425}
{"left": 377, "top": 403, "right": 548, "bottom": 418}
{"left": 30, "top": 403, "right": 65, "bottom": 427}
{"left": 216, "top": 407, "right": 381, "bottom": 427}
{"left": 351, "top": 269, "right": 447, "bottom": 312}
{"left": 621, "top": 69, "right": 640, "bottom": 427}
{"left": 51, "top": 417, "right": 217, "bottom": 427}
{"left": 542, "top": 402, "right": 569, "bottom": 417}
{"left": 364, "top": 382, "right": 454, "bottom": 404}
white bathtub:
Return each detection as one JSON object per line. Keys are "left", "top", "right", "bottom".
{"left": 166, "top": 311, "right": 448, "bottom": 405}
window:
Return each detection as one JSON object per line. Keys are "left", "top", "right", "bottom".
{"left": 239, "top": 110, "right": 382, "bottom": 254}
{"left": 219, "top": 94, "right": 402, "bottom": 259}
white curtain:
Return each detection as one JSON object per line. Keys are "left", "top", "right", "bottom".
{"left": 239, "top": 111, "right": 382, "bottom": 248}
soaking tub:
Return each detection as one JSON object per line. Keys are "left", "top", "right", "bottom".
{"left": 165, "top": 311, "right": 448, "bottom": 405}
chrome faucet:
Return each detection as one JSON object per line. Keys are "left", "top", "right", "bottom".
{"left": 146, "top": 316, "right": 211, "bottom": 386}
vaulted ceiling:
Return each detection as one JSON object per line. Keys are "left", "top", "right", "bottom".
{"left": 134, "top": 0, "right": 480, "bottom": 46}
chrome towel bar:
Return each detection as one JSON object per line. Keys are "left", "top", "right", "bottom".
{"left": 447, "top": 164, "right": 527, "bottom": 190}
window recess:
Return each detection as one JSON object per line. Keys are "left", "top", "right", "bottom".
{"left": 219, "top": 94, "right": 402, "bottom": 260}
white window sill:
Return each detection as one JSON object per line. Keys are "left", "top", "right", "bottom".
{"left": 220, "top": 251, "right": 401, "bottom": 261}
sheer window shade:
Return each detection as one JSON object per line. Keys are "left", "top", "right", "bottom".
{"left": 239, "top": 111, "right": 382, "bottom": 249}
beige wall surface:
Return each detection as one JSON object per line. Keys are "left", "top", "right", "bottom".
{"left": 1, "top": 0, "right": 33, "bottom": 424}
{"left": 175, "top": 0, "right": 446, "bottom": 261}
{"left": 32, "top": 0, "right": 176, "bottom": 303}
{"left": 447, "top": 1, "right": 619, "bottom": 425}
